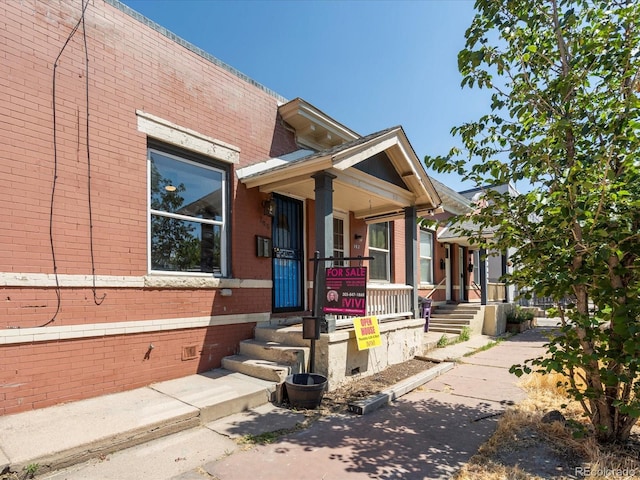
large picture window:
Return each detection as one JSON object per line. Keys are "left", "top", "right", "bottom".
{"left": 148, "top": 147, "right": 227, "bottom": 275}
{"left": 420, "top": 230, "right": 433, "bottom": 284}
{"left": 369, "top": 222, "right": 390, "bottom": 282}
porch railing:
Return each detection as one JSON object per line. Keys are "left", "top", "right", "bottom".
{"left": 335, "top": 283, "right": 414, "bottom": 328}
{"left": 487, "top": 282, "right": 506, "bottom": 302}
{"left": 424, "top": 277, "right": 447, "bottom": 299}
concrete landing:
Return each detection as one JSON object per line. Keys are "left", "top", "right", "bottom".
{"left": 0, "top": 369, "right": 276, "bottom": 475}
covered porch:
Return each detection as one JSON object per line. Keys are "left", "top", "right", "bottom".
{"left": 238, "top": 99, "right": 442, "bottom": 329}
{"left": 436, "top": 219, "right": 504, "bottom": 306}
{"left": 235, "top": 98, "right": 442, "bottom": 387}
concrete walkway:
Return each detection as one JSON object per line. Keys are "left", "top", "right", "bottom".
{"left": 1, "top": 327, "right": 555, "bottom": 480}
{"left": 206, "top": 328, "right": 551, "bottom": 480}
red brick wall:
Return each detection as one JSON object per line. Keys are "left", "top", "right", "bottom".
{"left": 0, "top": 0, "right": 297, "bottom": 412}
{"left": 0, "top": 323, "right": 255, "bottom": 416}
{"left": 1, "top": 0, "right": 295, "bottom": 277}
{"left": 0, "top": 287, "right": 272, "bottom": 329}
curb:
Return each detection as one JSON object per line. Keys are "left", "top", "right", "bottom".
{"left": 347, "top": 361, "right": 455, "bottom": 415}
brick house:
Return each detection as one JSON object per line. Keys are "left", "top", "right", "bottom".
{"left": 0, "top": 0, "right": 491, "bottom": 415}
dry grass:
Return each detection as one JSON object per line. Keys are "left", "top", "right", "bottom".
{"left": 455, "top": 371, "right": 640, "bottom": 480}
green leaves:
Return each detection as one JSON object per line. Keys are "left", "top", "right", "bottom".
{"left": 424, "top": 0, "right": 640, "bottom": 444}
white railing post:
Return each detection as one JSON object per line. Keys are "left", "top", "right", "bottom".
{"left": 334, "top": 283, "right": 414, "bottom": 328}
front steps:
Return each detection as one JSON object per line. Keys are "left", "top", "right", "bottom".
{"left": 427, "top": 303, "right": 484, "bottom": 335}
{"left": 221, "top": 323, "right": 310, "bottom": 385}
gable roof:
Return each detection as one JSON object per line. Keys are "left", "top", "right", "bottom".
{"left": 428, "top": 177, "right": 473, "bottom": 216}
{"left": 237, "top": 126, "right": 442, "bottom": 220}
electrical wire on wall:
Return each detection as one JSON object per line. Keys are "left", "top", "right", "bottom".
{"left": 45, "top": 0, "right": 104, "bottom": 328}
{"left": 80, "top": 1, "right": 105, "bottom": 306}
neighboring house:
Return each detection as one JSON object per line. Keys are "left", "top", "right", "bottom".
{"left": 0, "top": 0, "right": 446, "bottom": 414}
{"left": 418, "top": 178, "right": 482, "bottom": 305}
{"left": 458, "top": 183, "right": 519, "bottom": 304}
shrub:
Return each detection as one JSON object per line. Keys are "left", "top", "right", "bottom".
{"left": 506, "top": 307, "right": 534, "bottom": 324}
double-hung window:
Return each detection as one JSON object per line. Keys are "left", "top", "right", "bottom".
{"left": 419, "top": 229, "right": 433, "bottom": 284}
{"left": 369, "top": 222, "right": 390, "bottom": 282}
{"left": 148, "top": 146, "right": 227, "bottom": 276}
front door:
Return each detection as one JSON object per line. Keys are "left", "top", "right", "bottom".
{"left": 272, "top": 194, "right": 304, "bottom": 312}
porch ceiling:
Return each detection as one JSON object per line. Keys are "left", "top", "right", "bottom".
{"left": 237, "top": 127, "right": 442, "bottom": 220}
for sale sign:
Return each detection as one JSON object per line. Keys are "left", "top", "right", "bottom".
{"left": 323, "top": 266, "right": 367, "bottom": 316}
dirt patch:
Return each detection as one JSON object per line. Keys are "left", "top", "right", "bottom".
{"left": 487, "top": 425, "right": 586, "bottom": 478}
{"left": 455, "top": 370, "right": 640, "bottom": 480}
{"left": 285, "top": 357, "right": 438, "bottom": 416}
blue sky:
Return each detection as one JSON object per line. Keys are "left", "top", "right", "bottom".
{"left": 121, "top": 0, "right": 488, "bottom": 192}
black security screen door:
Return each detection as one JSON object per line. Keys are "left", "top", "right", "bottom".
{"left": 272, "top": 195, "right": 304, "bottom": 312}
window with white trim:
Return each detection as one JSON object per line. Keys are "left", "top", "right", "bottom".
{"left": 369, "top": 222, "right": 390, "bottom": 282}
{"left": 148, "top": 146, "right": 227, "bottom": 276}
{"left": 333, "top": 212, "right": 350, "bottom": 267}
{"left": 333, "top": 217, "right": 346, "bottom": 266}
{"left": 419, "top": 229, "right": 433, "bottom": 284}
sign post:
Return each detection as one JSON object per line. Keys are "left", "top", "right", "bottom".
{"left": 307, "top": 253, "right": 374, "bottom": 372}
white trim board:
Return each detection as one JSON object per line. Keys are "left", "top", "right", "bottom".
{"left": 0, "top": 273, "right": 271, "bottom": 289}
{"left": 0, "top": 312, "right": 270, "bottom": 345}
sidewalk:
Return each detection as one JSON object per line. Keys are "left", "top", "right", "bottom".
{"left": 206, "top": 328, "right": 551, "bottom": 480}
{"left": 1, "top": 328, "right": 552, "bottom": 480}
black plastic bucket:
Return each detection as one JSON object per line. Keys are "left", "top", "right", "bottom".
{"left": 285, "top": 373, "right": 328, "bottom": 409}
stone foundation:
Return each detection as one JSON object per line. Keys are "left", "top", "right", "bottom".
{"left": 313, "top": 318, "right": 425, "bottom": 390}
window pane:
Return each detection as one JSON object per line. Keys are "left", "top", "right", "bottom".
{"left": 370, "top": 251, "right": 389, "bottom": 281}
{"left": 150, "top": 151, "right": 223, "bottom": 221}
{"left": 420, "top": 230, "right": 433, "bottom": 283}
{"left": 151, "top": 215, "right": 221, "bottom": 273}
{"left": 333, "top": 218, "right": 346, "bottom": 266}
{"left": 369, "top": 222, "right": 390, "bottom": 281}
{"left": 420, "top": 231, "right": 432, "bottom": 257}
{"left": 369, "top": 223, "right": 388, "bottom": 249}
{"left": 420, "top": 258, "right": 432, "bottom": 284}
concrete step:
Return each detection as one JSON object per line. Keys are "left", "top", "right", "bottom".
{"left": 266, "top": 315, "right": 306, "bottom": 326}
{"left": 254, "top": 323, "right": 310, "bottom": 347}
{"left": 429, "top": 318, "right": 471, "bottom": 326}
{"left": 435, "top": 302, "right": 482, "bottom": 308}
{"left": 151, "top": 369, "right": 277, "bottom": 424}
{"left": 433, "top": 306, "right": 482, "bottom": 314}
{"left": 221, "top": 355, "right": 293, "bottom": 383}
{"left": 423, "top": 332, "right": 458, "bottom": 352}
{"left": 239, "top": 339, "right": 309, "bottom": 374}
{"left": 429, "top": 322, "right": 471, "bottom": 330}
{"left": 428, "top": 326, "right": 467, "bottom": 335}
{"left": 430, "top": 313, "right": 476, "bottom": 320}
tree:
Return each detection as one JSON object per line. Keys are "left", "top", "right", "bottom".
{"left": 425, "top": 0, "right": 640, "bottom": 443}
